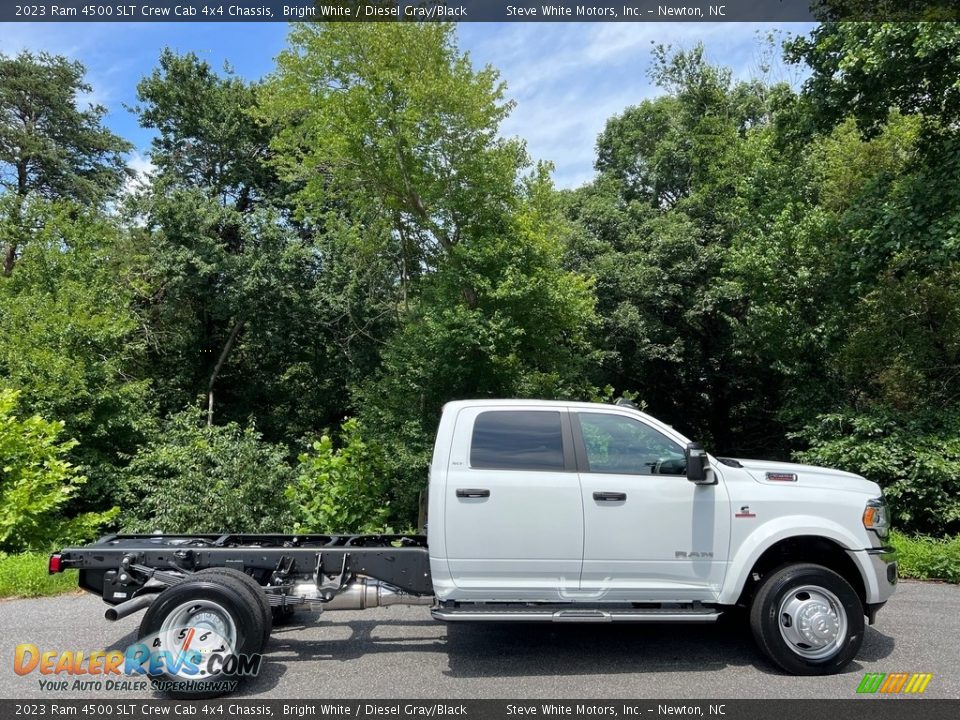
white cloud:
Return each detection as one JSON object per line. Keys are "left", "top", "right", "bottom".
{"left": 460, "top": 22, "right": 813, "bottom": 189}
{"left": 122, "top": 149, "right": 156, "bottom": 197}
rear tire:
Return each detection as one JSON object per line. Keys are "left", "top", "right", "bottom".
{"left": 138, "top": 576, "right": 265, "bottom": 699}
{"left": 194, "top": 567, "right": 272, "bottom": 645}
{"left": 749, "top": 563, "right": 864, "bottom": 675}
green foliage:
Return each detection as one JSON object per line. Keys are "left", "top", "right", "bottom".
{"left": 2, "top": 23, "right": 959, "bottom": 540}
{"left": 129, "top": 51, "right": 384, "bottom": 442}
{"left": 133, "top": 49, "right": 279, "bottom": 201}
{"left": 121, "top": 410, "right": 294, "bottom": 534}
{"left": 288, "top": 419, "right": 391, "bottom": 535}
{"left": 264, "top": 24, "right": 600, "bottom": 522}
{"left": 793, "top": 410, "right": 960, "bottom": 534}
{"left": 0, "top": 199, "right": 152, "bottom": 509}
{"left": 0, "top": 389, "right": 117, "bottom": 553}
{"left": 839, "top": 267, "right": 960, "bottom": 411}
{"left": 890, "top": 531, "right": 960, "bottom": 584}
{"left": 890, "top": 530, "right": 960, "bottom": 583}
{"left": 355, "top": 169, "right": 600, "bottom": 521}
{"left": 0, "top": 50, "right": 131, "bottom": 276}
{"left": 0, "top": 51, "right": 131, "bottom": 204}
{"left": 565, "top": 44, "right": 784, "bottom": 452}
{"left": 786, "top": 23, "right": 960, "bottom": 138}
{"left": 262, "top": 22, "right": 522, "bottom": 269}
{"left": 0, "top": 552, "right": 78, "bottom": 598}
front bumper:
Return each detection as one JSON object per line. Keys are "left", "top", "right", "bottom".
{"left": 848, "top": 546, "right": 897, "bottom": 614}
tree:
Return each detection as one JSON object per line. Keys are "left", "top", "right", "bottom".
{"left": 566, "top": 45, "right": 781, "bottom": 453}
{"left": 0, "top": 199, "right": 151, "bottom": 510}
{"left": 260, "top": 22, "right": 525, "bottom": 305}
{"left": 0, "top": 51, "right": 131, "bottom": 275}
{"left": 121, "top": 409, "right": 294, "bottom": 534}
{"left": 130, "top": 50, "right": 387, "bottom": 438}
{"left": 0, "top": 388, "right": 117, "bottom": 552}
{"left": 357, "top": 169, "right": 600, "bottom": 519}
{"left": 132, "top": 49, "right": 281, "bottom": 210}
{"left": 786, "top": 23, "right": 960, "bottom": 138}
{"left": 262, "top": 25, "right": 600, "bottom": 522}
{"left": 289, "top": 418, "right": 391, "bottom": 534}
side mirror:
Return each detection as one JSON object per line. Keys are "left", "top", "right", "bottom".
{"left": 685, "top": 442, "right": 709, "bottom": 483}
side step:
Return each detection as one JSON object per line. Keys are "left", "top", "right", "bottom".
{"left": 432, "top": 606, "right": 721, "bottom": 623}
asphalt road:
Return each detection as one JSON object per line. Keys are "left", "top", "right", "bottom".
{"left": 1, "top": 580, "right": 957, "bottom": 700}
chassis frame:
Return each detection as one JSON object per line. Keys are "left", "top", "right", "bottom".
{"left": 55, "top": 533, "right": 434, "bottom": 605}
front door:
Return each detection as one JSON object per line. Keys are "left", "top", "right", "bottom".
{"left": 574, "top": 410, "right": 730, "bottom": 602}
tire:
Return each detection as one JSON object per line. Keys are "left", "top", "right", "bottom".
{"left": 194, "top": 567, "right": 272, "bottom": 645}
{"left": 749, "top": 563, "right": 864, "bottom": 675}
{"left": 138, "top": 577, "right": 266, "bottom": 699}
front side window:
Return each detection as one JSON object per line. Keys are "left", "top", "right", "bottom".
{"left": 577, "top": 412, "right": 685, "bottom": 475}
{"left": 470, "top": 411, "right": 565, "bottom": 471}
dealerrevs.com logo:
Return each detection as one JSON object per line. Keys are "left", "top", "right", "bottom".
{"left": 856, "top": 672, "right": 933, "bottom": 695}
{"left": 13, "top": 628, "right": 263, "bottom": 694}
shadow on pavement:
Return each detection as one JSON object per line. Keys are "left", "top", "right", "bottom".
{"left": 249, "top": 614, "right": 895, "bottom": 681}
{"left": 87, "top": 602, "right": 896, "bottom": 697}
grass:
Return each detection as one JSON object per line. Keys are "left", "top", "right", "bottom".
{"left": 0, "top": 552, "right": 78, "bottom": 598}
{"left": 890, "top": 530, "right": 960, "bottom": 583}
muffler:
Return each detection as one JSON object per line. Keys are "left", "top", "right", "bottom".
{"left": 322, "top": 578, "right": 434, "bottom": 610}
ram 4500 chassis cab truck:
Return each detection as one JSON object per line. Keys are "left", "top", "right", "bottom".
{"left": 52, "top": 400, "right": 897, "bottom": 695}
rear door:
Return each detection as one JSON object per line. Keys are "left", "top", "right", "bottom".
{"left": 575, "top": 409, "right": 730, "bottom": 602}
{"left": 443, "top": 406, "right": 584, "bottom": 600}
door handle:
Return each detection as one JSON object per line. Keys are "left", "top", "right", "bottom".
{"left": 456, "top": 488, "right": 491, "bottom": 499}
{"left": 593, "top": 491, "right": 627, "bottom": 502}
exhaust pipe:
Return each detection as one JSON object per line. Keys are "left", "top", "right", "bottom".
{"left": 322, "top": 579, "right": 434, "bottom": 611}
{"left": 105, "top": 594, "right": 156, "bottom": 622}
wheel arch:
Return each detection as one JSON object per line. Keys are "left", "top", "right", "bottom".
{"left": 720, "top": 518, "right": 868, "bottom": 608}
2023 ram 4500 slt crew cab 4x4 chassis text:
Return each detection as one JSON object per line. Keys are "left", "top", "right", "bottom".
{"left": 51, "top": 399, "right": 897, "bottom": 696}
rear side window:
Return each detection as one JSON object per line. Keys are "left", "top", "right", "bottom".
{"left": 470, "top": 411, "right": 564, "bottom": 471}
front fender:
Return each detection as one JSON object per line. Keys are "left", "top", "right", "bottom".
{"left": 718, "top": 515, "right": 869, "bottom": 605}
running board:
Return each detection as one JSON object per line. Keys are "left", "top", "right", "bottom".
{"left": 432, "top": 607, "right": 721, "bottom": 623}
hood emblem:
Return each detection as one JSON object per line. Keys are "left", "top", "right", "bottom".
{"left": 766, "top": 472, "right": 798, "bottom": 482}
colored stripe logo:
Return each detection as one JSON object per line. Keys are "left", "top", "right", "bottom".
{"left": 857, "top": 672, "right": 933, "bottom": 694}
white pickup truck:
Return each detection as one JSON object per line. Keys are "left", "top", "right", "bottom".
{"left": 53, "top": 399, "right": 897, "bottom": 696}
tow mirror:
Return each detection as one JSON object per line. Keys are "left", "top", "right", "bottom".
{"left": 685, "top": 442, "right": 709, "bottom": 483}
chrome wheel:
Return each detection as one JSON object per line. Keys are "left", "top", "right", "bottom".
{"left": 777, "top": 584, "right": 848, "bottom": 660}
{"left": 159, "top": 599, "right": 238, "bottom": 651}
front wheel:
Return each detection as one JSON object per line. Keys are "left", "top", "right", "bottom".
{"left": 749, "top": 563, "right": 864, "bottom": 675}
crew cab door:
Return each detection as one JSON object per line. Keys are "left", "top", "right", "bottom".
{"left": 443, "top": 407, "right": 583, "bottom": 600}
{"left": 574, "top": 410, "right": 730, "bottom": 602}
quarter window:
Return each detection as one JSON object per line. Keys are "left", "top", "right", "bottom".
{"left": 577, "top": 413, "right": 685, "bottom": 475}
{"left": 470, "top": 411, "right": 565, "bottom": 471}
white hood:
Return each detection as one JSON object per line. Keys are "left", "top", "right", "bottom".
{"left": 730, "top": 458, "right": 882, "bottom": 497}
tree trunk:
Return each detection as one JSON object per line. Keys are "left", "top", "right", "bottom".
{"left": 207, "top": 317, "right": 245, "bottom": 427}
{"left": 2, "top": 244, "right": 15, "bottom": 276}
{"left": 3, "top": 173, "right": 27, "bottom": 276}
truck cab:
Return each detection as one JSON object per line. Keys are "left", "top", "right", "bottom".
{"left": 427, "top": 400, "right": 897, "bottom": 674}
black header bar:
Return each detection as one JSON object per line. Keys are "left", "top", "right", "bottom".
{"left": 2, "top": 0, "right": 959, "bottom": 23}
{"left": 0, "top": 699, "right": 957, "bottom": 720}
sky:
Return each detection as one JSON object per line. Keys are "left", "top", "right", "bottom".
{"left": 0, "top": 21, "right": 813, "bottom": 189}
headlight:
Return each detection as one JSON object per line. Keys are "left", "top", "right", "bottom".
{"left": 863, "top": 498, "right": 890, "bottom": 539}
